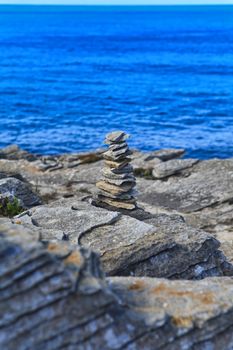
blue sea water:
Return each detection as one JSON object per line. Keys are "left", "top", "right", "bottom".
{"left": 0, "top": 5, "right": 233, "bottom": 158}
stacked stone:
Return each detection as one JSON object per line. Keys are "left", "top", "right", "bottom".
{"left": 96, "top": 131, "right": 137, "bottom": 210}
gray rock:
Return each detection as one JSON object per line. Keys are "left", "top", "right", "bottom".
{"left": 0, "top": 177, "right": 42, "bottom": 209}
{"left": 131, "top": 152, "right": 161, "bottom": 176}
{"left": 1, "top": 222, "right": 233, "bottom": 350}
{"left": 100, "top": 177, "right": 136, "bottom": 187}
{"left": 15, "top": 199, "right": 231, "bottom": 279}
{"left": 109, "top": 276, "right": 233, "bottom": 350}
{"left": 0, "top": 144, "right": 37, "bottom": 161}
{"left": 0, "top": 145, "right": 232, "bottom": 275}
{"left": 109, "top": 141, "right": 128, "bottom": 151}
{"left": 105, "top": 130, "right": 129, "bottom": 143}
{"left": 137, "top": 158, "right": 233, "bottom": 269}
{"left": 104, "top": 149, "right": 132, "bottom": 161}
{"left": 139, "top": 159, "right": 233, "bottom": 213}
{"left": 82, "top": 211, "right": 228, "bottom": 278}
{"left": 17, "top": 201, "right": 119, "bottom": 244}
{"left": 102, "top": 166, "right": 134, "bottom": 180}
{"left": 152, "top": 148, "right": 186, "bottom": 161}
{"left": 152, "top": 158, "right": 199, "bottom": 179}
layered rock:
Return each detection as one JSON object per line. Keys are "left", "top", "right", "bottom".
{"left": 13, "top": 198, "right": 232, "bottom": 279}
{"left": 1, "top": 222, "right": 233, "bottom": 350}
{"left": 95, "top": 131, "right": 137, "bottom": 210}
{"left": 0, "top": 144, "right": 37, "bottom": 161}
{"left": 152, "top": 158, "right": 199, "bottom": 179}
{"left": 137, "top": 158, "right": 233, "bottom": 264}
{"left": 0, "top": 143, "right": 232, "bottom": 267}
{"left": 0, "top": 177, "right": 42, "bottom": 210}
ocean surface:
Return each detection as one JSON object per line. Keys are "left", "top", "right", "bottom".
{"left": 0, "top": 5, "right": 232, "bottom": 158}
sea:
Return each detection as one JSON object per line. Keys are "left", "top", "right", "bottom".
{"left": 0, "top": 5, "right": 232, "bottom": 158}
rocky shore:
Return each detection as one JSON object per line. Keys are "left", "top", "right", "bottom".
{"left": 1, "top": 141, "right": 233, "bottom": 349}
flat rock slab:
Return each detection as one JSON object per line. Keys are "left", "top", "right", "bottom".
{"left": 152, "top": 158, "right": 199, "bottom": 179}
{"left": 138, "top": 159, "right": 233, "bottom": 213}
{"left": 15, "top": 199, "right": 230, "bottom": 279}
{"left": 151, "top": 148, "right": 185, "bottom": 161}
{"left": 17, "top": 201, "right": 119, "bottom": 244}
{"left": 109, "top": 276, "right": 233, "bottom": 349}
{"left": 1, "top": 223, "right": 233, "bottom": 350}
{"left": 82, "top": 212, "right": 228, "bottom": 278}
{"left": 105, "top": 130, "right": 129, "bottom": 143}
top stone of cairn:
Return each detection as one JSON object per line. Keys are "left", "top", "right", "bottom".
{"left": 105, "top": 131, "right": 129, "bottom": 144}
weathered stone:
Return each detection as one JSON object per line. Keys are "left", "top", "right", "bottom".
{"left": 137, "top": 158, "right": 233, "bottom": 270}
{"left": 103, "top": 164, "right": 133, "bottom": 174}
{"left": 96, "top": 180, "right": 135, "bottom": 195}
{"left": 96, "top": 188, "right": 136, "bottom": 200}
{"left": 152, "top": 148, "right": 186, "bottom": 161}
{"left": 102, "top": 167, "right": 135, "bottom": 180}
{"left": 82, "top": 211, "right": 228, "bottom": 278}
{"left": 104, "top": 145, "right": 129, "bottom": 157}
{"left": 95, "top": 197, "right": 137, "bottom": 210}
{"left": 105, "top": 130, "right": 129, "bottom": 144}
{"left": 0, "top": 177, "right": 42, "bottom": 209}
{"left": 16, "top": 201, "right": 119, "bottom": 244}
{"left": 100, "top": 177, "right": 136, "bottom": 187}
{"left": 1, "top": 144, "right": 233, "bottom": 286}
{"left": 152, "top": 158, "right": 199, "bottom": 179}
{"left": 58, "top": 150, "right": 104, "bottom": 168}
{"left": 1, "top": 223, "right": 233, "bottom": 350}
{"left": 109, "top": 141, "right": 128, "bottom": 151}
{"left": 105, "top": 158, "right": 130, "bottom": 169}
{"left": 109, "top": 276, "right": 233, "bottom": 349}
{"left": 138, "top": 159, "right": 233, "bottom": 213}
{"left": 0, "top": 144, "right": 37, "bottom": 161}
{"left": 16, "top": 199, "right": 231, "bottom": 280}
{"left": 131, "top": 152, "right": 161, "bottom": 177}
{"left": 104, "top": 149, "right": 132, "bottom": 161}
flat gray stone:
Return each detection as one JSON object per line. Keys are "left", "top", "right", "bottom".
{"left": 17, "top": 201, "right": 119, "bottom": 244}
{"left": 139, "top": 159, "right": 233, "bottom": 213}
{"left": 152, "top": 159, "right": 199, "bottom": 179}
{"left": 152, "top": 148, "right": 185, "bottom": 161}
{"left": 105, "top": 130, "right": 129, "bottom": 144}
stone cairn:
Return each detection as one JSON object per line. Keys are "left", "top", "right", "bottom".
{"left": 95, "top": 131, "right": 137, "bottom": 210}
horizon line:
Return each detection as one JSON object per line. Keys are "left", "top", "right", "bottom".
{"left": 0, "top": 3, "right": 233, "bottom": 5}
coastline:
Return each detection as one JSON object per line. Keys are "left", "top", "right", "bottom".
{"left": 1, "top": 142, "right": 233, "bottom": 348}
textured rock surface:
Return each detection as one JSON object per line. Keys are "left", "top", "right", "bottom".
{"left": 109, "top": 276, "right": 233, "bottom": 350}
{"left": 0, "top": 144, "right": 37, "bottom": 161}
{"left": 152, "top": 158, "right": 199, "bottom": 179}
{"left": 1, "top": 223, "right": 233, "bottom": 350}
{"left": 137, "top": 158, "right": 233, "bottom": 264}
{"left": 14, "top": 198, "right": 232, "bottom": 279}
{"left": 1, "top": 144, "right": 233, "bottom": 349}
{"left": 151, "top": 148, "right": 185, "bottom": 161}
{"left": 138, "top": 159, "right": 233, "bottom": 214}
{"left": 0, "top": 144, "right": 232, "bottom": 265}
{"left": 0, "top": 177, "right": 42, "bottom": 209}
